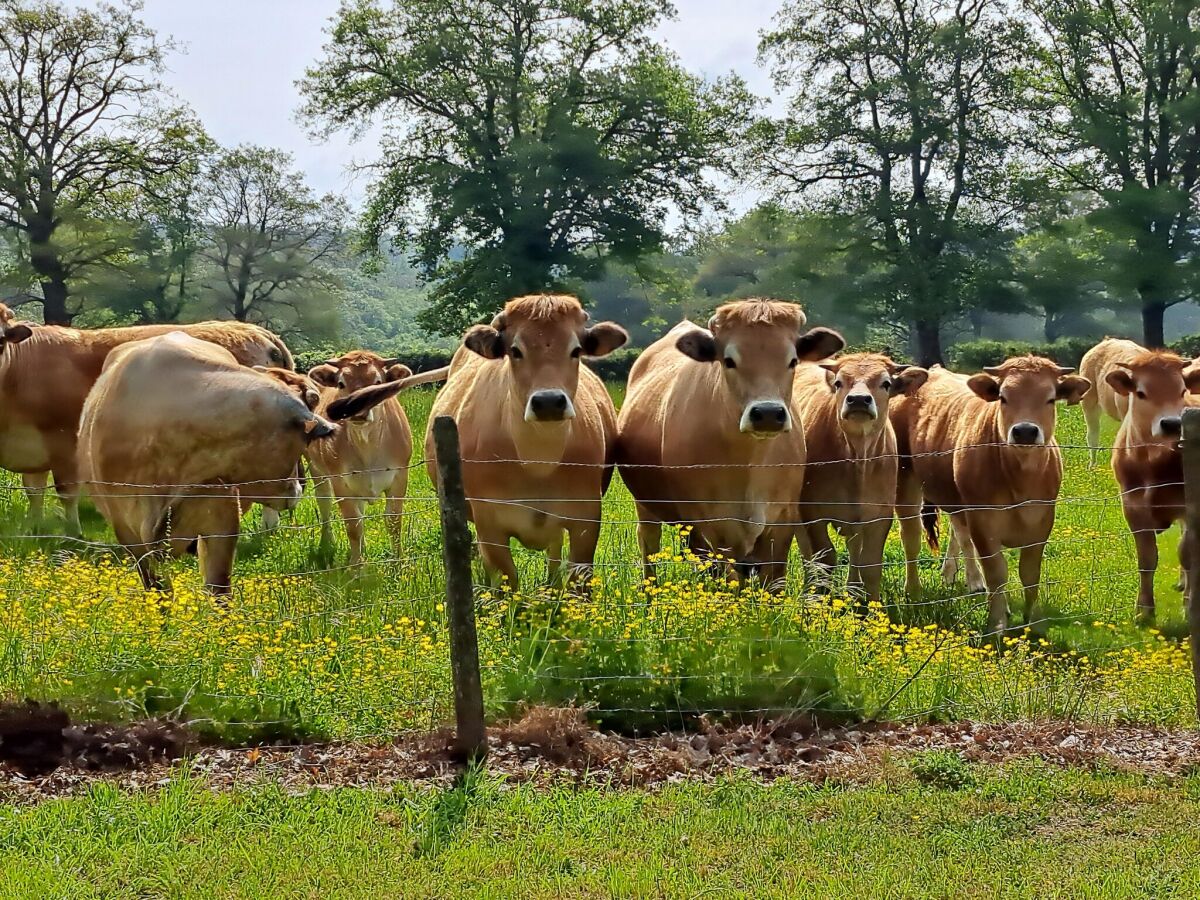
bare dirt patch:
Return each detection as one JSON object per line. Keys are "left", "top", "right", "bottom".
{"left": 2, "top": 705, "right": 1199, "bottom": 802}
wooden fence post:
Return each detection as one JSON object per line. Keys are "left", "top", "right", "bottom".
{"left": 432, "top": 415, "right": 487, "bottom": 762}
{"left": 1181, "top": 407, "right": 1200, "bottom": 722}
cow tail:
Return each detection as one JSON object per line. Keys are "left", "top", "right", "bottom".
{"left": 921, "top": 503, "right": 940, "bottom": 553}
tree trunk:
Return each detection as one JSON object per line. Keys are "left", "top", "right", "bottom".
{"left": 38, "top": 277, "right": 72, "bottom": 326}
{"left": 28, "top": 225, "right": 73, "bottom": 325}
{"left": 913, "top": 319, "right": 943, "bottom": 367}
{"left": 1044, "top": 313, "right": 1059, "bottom": 343}
{"left": 1141, "top": 295, "right": 1167, "bottom": 349}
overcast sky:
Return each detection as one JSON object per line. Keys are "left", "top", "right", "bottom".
{"left": 127, "top": 0, "right": 783, "bottom": 208}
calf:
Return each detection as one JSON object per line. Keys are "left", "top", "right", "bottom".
{"left": 1080, "top": 338, "right": 1149, "bottom": 466}
{"left": 424, "top": 294, "right": 627, "bottom": 589}
{"left": 1106, "top": 351, "right": 1200, "bottom": 620}
{"left": 305, "top": 351, "right": 447, "bottom": 564}
{"left": 617, "top": 299, "right": 844, "bottom": 585}
{"left": 793, "top": 353, "right": 928, "bottom": 604}
{"left": 890, "top": 357, "right": 1091, "bottom": 633}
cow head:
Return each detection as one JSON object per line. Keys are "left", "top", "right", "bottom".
{"left": 309, "top": 351, "right": 412, "bottom": 423}
{"left": 0, "top": 303, "right": 34, "bottom": 348}
{"left": 1105, "top": 351, "right": 1200, "bottom": 442}
{"left": 966, "top": 356, "right": 1091, "bottom": 447}
{"left": 676, "top": 299, "right": 844, "bottom": 437}
{"left": 820, "top": 353, "right": 928, "bottom": 439}
{"left": 462, "top": 294, "right": 627, "bottom": 424}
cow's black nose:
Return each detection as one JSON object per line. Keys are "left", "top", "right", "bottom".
{"left": 1161, "top": 416, "right": 1182, "bottom": 437}
{"left": 529, "top": 390, "right": 570, "bottom": 421}
{"left": 748, "top": 401, "right": 789, "bottom": 433}
{"left": 1010, "top": 422, "right": 1041, "bottom": 445}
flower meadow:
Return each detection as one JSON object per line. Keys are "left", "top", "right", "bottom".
{"left": 0, "top": 390, "right": 1194, "bottom": 739}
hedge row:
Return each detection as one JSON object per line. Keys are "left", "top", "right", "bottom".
{"left": 294, "top": 346, "right": 644, "bottom": 382}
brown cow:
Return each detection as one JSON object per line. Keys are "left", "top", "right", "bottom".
{"left": 423, "top": 295, "right": 627, "bottom": 589}
{"left": 1080, "top": 338, "right": 1149, "bottom": 466}
{"left": 304, "top": 351, "right": 448, "bottom": 565}
{"left": 617, "top": 299, "right": 844, "bottom": 585}
{"left": 1106, "top": 350, "right": 1200, "bottom": 620}
{"left": 78, "top": 332, "right": 392, "bottom": 594}
{"left": 0, "top": 304, "right": 294, "bottom": 534}
{"left": 793, "top": 353, "right": 928, "bottom": 604}
{"left": 891, "top": 357, "right": 1091, "bottom": 633}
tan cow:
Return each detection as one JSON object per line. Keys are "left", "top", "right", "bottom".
{"left": 793, "top": 353, "right": 928, "bottom": 604}
{"left": 618, "top": 299, "right": 844, "bottom": 586}
{"left": 78, "top": 332, "right": 393, "bottom": 594}
{"left": 1106, "top": 350, "right": 1200, "bottom": 620}
{"left": 423, "top": 294, "right": 627, "bottom": 589}
{"left": 1080, "top": 338, "right": 1150, "bottom": 466}
{"left": 0, "top": 304, "right": 294, "bottom": 533}
{"left": 304, "top": 351, "right": 448, "bottom": 565}
{"left": 891, "top": 357, "right": 1091, "bottom": 633}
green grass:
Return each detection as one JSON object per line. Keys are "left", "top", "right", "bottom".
{"left": 0, "top": 385, "right": 1194, "bottom": 738}
{"left": 2, "top": 763, "right": 1199, "bottom": 898}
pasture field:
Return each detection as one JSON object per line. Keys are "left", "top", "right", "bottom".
{"left": 0, "top": 383, "right": 1193, "bottom": 740}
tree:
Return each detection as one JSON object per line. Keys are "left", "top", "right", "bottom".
{"left": 300, "top": 0, "right": 751, "bottom": 336}
{"left": 1026, "top": 0, "right": 1200, "bottom": 347}
{"left": 755, "top": 0, "right": 1027, "bottom": 365}
{"left": 0, "top": 0, "right": 182, "bottom": 324}
{"left": 200, "top": 145, "right": 347, "bottom": 337}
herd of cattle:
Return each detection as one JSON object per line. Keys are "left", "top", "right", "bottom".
{"left": 0, "top": 296, "right": 1194, "bottom": 633}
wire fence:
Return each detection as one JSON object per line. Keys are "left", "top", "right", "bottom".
{"left": 0, "top": 417, "right": 1196, "bottom": 756}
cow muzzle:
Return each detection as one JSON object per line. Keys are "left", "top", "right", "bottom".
{"left": 1007, "top": 422, "right": 1045, "bottom": 446}
{"left": 1156, "top": 415, "right": 1183, "bottom": 439}
{"left": 840, "top": 393, "right": 877, "bottom": 421}
{"left": 525, "top": 389, "right": 576, "bottom": 423}
{"left": 741, "top": 401, "right": 791, "bottom": 436}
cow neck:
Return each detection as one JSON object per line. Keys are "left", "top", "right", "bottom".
{"left": 695, "top": 366, "right": 782, "bottom": 466}
{"left": 502, "top": 386, "right": 572, "bottom": 466}
{"left": 840, "top": 419, "right": 888, "bottom": 462}
{"left": 1116, "top": 411, "right": 1178, "bottom": 470}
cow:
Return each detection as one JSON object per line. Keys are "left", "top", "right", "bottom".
{"left": 0, "top": 304, "right": 294, "bottom": 534}
{"left": 792, "top": 353, "right": 928, "bottom": 605}
{"left": 1080, "top": 338, "right": 1151, "bottom": 466}
{"left": 890, "top": 357, "right": 1091, "bottom": 633}
{"left": 77, "top": 332, "right": 393, "bottom": 594}
{"left": 304, "top": 350, "right": 448, "bottom": 565}
{"left": 423, "top": 294, "right": 627, "bottom": 590}
{"left": 1105, "top": 350, "right": 1200, "bottom": 620}
{"left": 617, "top": 299, "right": 844, "bottom": 586}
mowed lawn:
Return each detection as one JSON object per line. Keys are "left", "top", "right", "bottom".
{"left": 0, "top": 382, "right": 1192, "bottom": 740}
{"left": 2, "top": 763, "right": 1199, "bottom": 899}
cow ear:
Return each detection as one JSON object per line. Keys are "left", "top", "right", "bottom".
{"left": 385, "top": 363, "right": 413, "bottom": 382}
{"left": 676, "top": 327, "right": 718, "bottom": 362}
{"left": 3, "top": 323, "right": 32, "bottom": 344}
{"left": 1106, "top": 370, "right": 1137, "bottom": 396}
{"left": 891, "top": 366, "right": 929, "bottom": 396}
{"left": 308, "top": 364, "right": 340, "bottom": 387}
{"left": 819, "top": 363, "right": 839, "bottom": 391}
{"left": 582, "top": 322, "right": 628, "bottom": 358}
{"left": 967, "top": 373, "right": 1001, "bottom": 402}
{"left": 796, "top": 327, "right": 845, "bottom": 362}
{"left": 464, "top": 324, "right": 505, "bottom": 359}
{"left": 1185, "top": 367, "right": 1200, "bottom": 395}
{"left": 1056, "top": 374, "right": 1092, "bottom": 405}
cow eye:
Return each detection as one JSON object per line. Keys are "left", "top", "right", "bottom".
{"left": 1135, "top": 389, "right": 1146, "bottom": 399}
{"left": 833, "top": 380, "right": 843, "bottom": 390}
{"left": 999, "top": 396, "right": 1007, "bottom": 404}
{"left": 337, "top": 376, "right": 346, "bottom": 389}
{"left": 570, "top": 346, "right": 582, "bottom": 359}
{"left": 881, "top": 381, "right": 892, "bottom": 392}
{"left": 787, "top": 358, "right": 798, "bottom": 369}
{"left": 510, "top": 346, "right": 523, "bottom": 360}
{"left": 723, "top": 357, "right": 737, "bottom": 369}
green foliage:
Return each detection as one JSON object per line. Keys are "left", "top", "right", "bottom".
{"left": 300, "top": 0, "right": 753, "bottom": 335}
{"left": 947, "top": 337, "right": 1094, "bottom": 371}
{"left": 908, "top": 750, "right": 977, "bottom": 790}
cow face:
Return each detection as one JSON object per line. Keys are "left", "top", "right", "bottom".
{"left": 676, "top": 300, "right": 844, "bottom": 437}
{"left": 462, "top": 294, "right": 627, "bottom": 424}
{"left": 820, "top": 354, "right": 928, "bottom": 439}
{"left": 1105, "top": 352, "right": 1200, "bottom": 442}
{"left": 309, "top": 351, "right": 412, "bottom": 424}
{"left": 967, "top": 356, "right": 1091, "bottom": 447}
{"left": 0, "top": 303, "right": 34, "bottom": 348}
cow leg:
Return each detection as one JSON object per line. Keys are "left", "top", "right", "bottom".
{"left": 940, "top": 517, "right": 962, "bottom": 584}
{"left": 805, "top": 523, "right": 837, "bottom": 594}
{"left": 566, "top": 509, "right": 602, "bottom": 588}
{"left": 854, "top": 519, "right": 891, "bottom": 607}
{"left": 751, "top": 524, "right": 792, "bottom": 591}
{"left": 949, "top": 512, "right": 985, "bottom": 593}
{"left": 260, "top": 507, "right": 281, "bottom": 533}
{"left": 114, "top": 523, "right": 168, "bottom": 594}
{"left": 315, "top": 477, "right": 336, "bottom": 553}
{"left": 1083, "top": 396, "right": 1102, "bottom": 468}
{"left": 197, "top": 499, "right": 240, "bottom": 597}
{"left": 51, "top": 465, "right": 82, "bottom": 537}
{"left": 971, "top": 527, "right": 1010, "bottom": 635}
{"left": 1019, "top": 542, "right": 1047, "bottom": 631}
{"left": 636, "top": 508, "right": 662, "bottom": 582}
{"left": 22, "top": 472, "right": 49, "bottom": 526}
{"left": 896, "top": 470, "right": 924, "bottom": 599}
{"left": 476, "top": 525, "right": 518, "bottom": 592}
{"left": 384, "top": 470, "right": 407, "bottom": 558}
{"left": 338, "top": 498, "right": 367, "bottom": 566}
{"left": 1132, "top": 524, "right": 1159, "bottom": 622}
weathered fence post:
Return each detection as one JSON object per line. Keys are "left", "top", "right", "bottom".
{"left": 1181, "top": 408, "right": 1200, "bottom": 722}
{"left": 432, "top": 415, "right": 487, "bottom": 762}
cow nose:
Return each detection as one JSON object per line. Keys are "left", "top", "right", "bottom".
{"left": 747, "top": 401, "right": 790, "bottom": 434}
{"left": 527, "top": 389, "right": 572, "bottom": 422}
{"left": 1009, "top": 422, "right": 1042, "bottom": 446}
{"left": 1160, "top": 416, "right": 1182, "bottom": 438}
{"left": 843, "top": 394, "right": 875, "bottom": 416}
